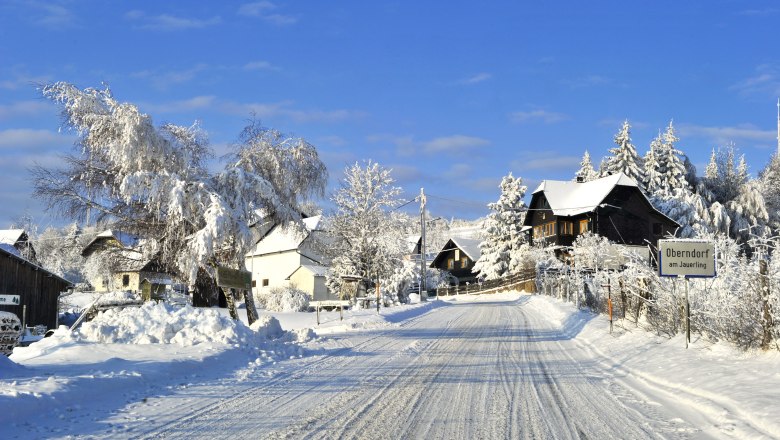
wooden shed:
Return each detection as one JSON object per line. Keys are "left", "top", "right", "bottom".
{"left": 0, "top": 245, "right": 71, "bottom": 330}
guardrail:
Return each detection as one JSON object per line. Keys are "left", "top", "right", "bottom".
{"left": 435, "top": 269, "right": 537, "bottom": 297}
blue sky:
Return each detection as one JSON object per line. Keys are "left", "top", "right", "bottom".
{"left": 2, "top": 1, "right": 780, "bottom": 229}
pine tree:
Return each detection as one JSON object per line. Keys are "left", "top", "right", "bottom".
{"left": 473, "top": 173, "right": 527, "bottom": 280}
{"left": 643, "top": 133, "right": 664, "bottom": 193}
{"left": 656, "top": 120, "right": 688, "bottom": 193}
{"left": 603, "top": 120, "right": 644, "bottom": 183}
{"left": 575, "top": 151, "right": 599, "bottom": 182}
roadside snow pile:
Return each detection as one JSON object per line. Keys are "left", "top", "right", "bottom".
{"left": 258, "top": 286, "right": 310, "bottom": 312}
{"left": 76, "top": 302, "right": 270, "bottom": 346}
{"left": 94, "top": 290, "right": 143, "bottom": 307}
{"left": 250, "top": 315, "right": 284, "bottom": 339}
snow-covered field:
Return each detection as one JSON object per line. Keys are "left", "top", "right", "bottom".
{"left": 2, "top": 292, "right": 779, "bottom": 439}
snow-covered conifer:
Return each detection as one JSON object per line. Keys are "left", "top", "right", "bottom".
{"left": 574, "top": 151, "right": 599, "bottom": 182}
{"left": 603, "top": 120, "right": 644, "bottom": 183}
{"left": 473, "top": 173, "right": 527, "bottom": 280}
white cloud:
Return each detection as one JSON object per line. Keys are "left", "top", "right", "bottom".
{"left": 729, "top": 64, "right": 780, "bottom": 96}
{"left": 421, "top": 135, "right": 489, "bottom": 154}
{"left": 455, "top": 73, "right": 492, "bottom": 85}
{"left": 131, "top": 64, "right": 209, "bottom": 89}
{"left": 243, "top": 61, "right": 278, "bottom": 71}
{"left": 562, "top": 75, "right": 617, "bottom": 89}
{"left": 0, "top": 73, "right": 52, "bottom": 90}
{"left": 237, "top": 2, "right": 297, "bottom": 25}
{"left": 0, "top": 100, "right": 52, "bottom": 120}
{"left": 0, "top": 128, "right": 72, "bottom": 151}
{"left": 27, "top": 1, "right": 77, "bottom": 29}
{"left": 677, "top": 123, "right": 776, "bottom": 145}
{"left": 125, "top": 10, "right": 222, "bottom": 30}
{"left": 509, "top": 109, "right": 568, "bottom": 124}
{"left": 141, "top": 96, "right": 216, "bottom": 114}
{"left": 511, "top": 152, "right": 581, "bottom": 173}
{"left": 219, "top": 100, "right": 364, "bottom": 123}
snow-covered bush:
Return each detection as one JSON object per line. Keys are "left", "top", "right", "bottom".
{"left": 258, "top": 286, "right": 310, "bottom": 312}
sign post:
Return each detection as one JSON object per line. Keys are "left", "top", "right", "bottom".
{"left": 216, "top": 266, "right": 257, "bottom": 325}
{"left": 659, "top": 240, "right": 717, "bottom": 348}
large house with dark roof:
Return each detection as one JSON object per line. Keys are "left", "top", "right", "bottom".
{"left": 522, "top": 173, "right": 678, "bottom": 251}
{"left": 430, "top": 236, "right": 482, "bottom": 285}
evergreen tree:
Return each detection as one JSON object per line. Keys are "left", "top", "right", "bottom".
{"left": 574, "top": 151, "right": 599, "bottom": 182}
{"left": 603, "top": 120, "right": 644, "bottom": 183}
{"left": 643, "top": 133, "right": 664, "bottom": 193}
{"left": 473, "top": 173, "right": 527, "bottom": 280}
{"left": 656, "top": 120, "right": 688, "bottom": 193}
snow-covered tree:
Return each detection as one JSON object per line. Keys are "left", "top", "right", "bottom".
{"left": 655, "top": 121, "right": 688, "bottom": 193}
{"left": 325, "top": 161, "right": 405, "bottom": 297}
{"left": 759, "top": 154, "right": 780, "bottom": 233}
{"left": 574, "top": 151, "right": 599, "bottom": 182}
{"left": 603, "top": 120, "right": 644, "bottom": 183}
{"left": 643, "top": 133, "right": 664, "bottom": 193}
{"left": 31, "top": 82, "right": 327, "bottom": 302}
{"left": 473, "top": 173, "right": 527, "bottom": 280}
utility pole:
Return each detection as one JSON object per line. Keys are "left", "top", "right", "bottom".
{"left": 420, "top": 188, "right": 427, "bottom": 301}
{"left": 776, "top": 98, "right": 779, "bottom": 156}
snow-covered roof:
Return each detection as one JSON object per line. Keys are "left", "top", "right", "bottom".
{"left": 0, "top": 243, "right": 72, "bottom": 285}
{"left": 289, "top": 264, "right": 329, "bottom": 279}
{"left": 247, "top": 215, "right": 323, "bottom": 257}
{"left": 532, "top": 173, "right": 638, "bottom": 217}
{"left": 0, "top": 229, "right": 25, "bottom": 245}
{"left": 449, "top": 225, "right": 483, "bottom": 240}
{"left": 0, "top": 243, "right": 20, "bottom": 257}
{"left": 450, "top": 237, "right": 482, "bottom": 262}
{"left": 82, "top": 229, "right": 140, "bottom": 255}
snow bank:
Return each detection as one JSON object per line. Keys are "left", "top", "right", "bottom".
{"left": 76, "top": 302, "right": 279, "bottom": 346}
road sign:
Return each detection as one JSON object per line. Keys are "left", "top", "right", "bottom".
{"left": 658, "top": 239, "right": 716, "bottom": 278}
{"left": 0, "top": 295, "right": 21, "bottom": 305}
{"left": 216, "top": 266, "right": 252, "bottom": 290}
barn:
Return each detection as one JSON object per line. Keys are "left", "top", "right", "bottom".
{"left": 0, "top": 245, "right": 71, "bottom": 330}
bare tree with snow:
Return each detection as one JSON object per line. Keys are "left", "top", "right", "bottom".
{"left": 31, "top": 82, "right": 327, "bottom": 304}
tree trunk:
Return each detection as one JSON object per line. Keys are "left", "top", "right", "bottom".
{"left": 192, "top": 269, "right": 218, "bottom": 307}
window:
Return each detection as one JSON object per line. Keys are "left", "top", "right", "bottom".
{"left": 251, "top": 280, "right": 257, "bottom": 288}
{"left": 447, "top": 258, "right": 455, "bottom": 270}
{"left": 460, "top": 256, "right": 469, "bottom": 268}
{"left": 579, "top": 219, "right": 589, "bottom": 234}
{"left": 262, "top": 279, "right": 269, "bottom": 287}
{"left": 561, "top": 221, "right": 573, "bottom": 235}
{"left": 122, "top": 274, "right": 130, "bottom": 287}
{"left": 454, "top": 249, "right": 460, "bottom": 260}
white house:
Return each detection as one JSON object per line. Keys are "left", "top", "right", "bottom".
{"left": 244, "top": 215, "right": 337, "bottom": 300}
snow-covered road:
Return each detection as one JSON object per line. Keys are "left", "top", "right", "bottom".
{"left": 108, "top": 295, "right": 727, "bottom": 439}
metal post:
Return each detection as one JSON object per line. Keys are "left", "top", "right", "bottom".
{"left": 316, "top": 305, "right": 320, "bottom": 326}
{"left": 376, "top": 282, "right": 380, "bottom": 313}
{"left": 684, "top": 277, "right": 690, "bottom": 349}
{"left": 420, "top": 188, "right": 427, "bottom": 301}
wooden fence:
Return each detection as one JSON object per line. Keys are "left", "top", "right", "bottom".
{"left": 435, "top": 269, "right": 537, "bottom": 297}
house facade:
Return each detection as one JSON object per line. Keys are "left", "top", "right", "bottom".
{"left": 0, "top": 229, "right": 37, "bottom": 264}
{"left": 430, "top": 237, "right": 482, "bottom": 285}
{"left": 81, "top": 230, "right": 171, "bottom": 296}
{"left": 245, "top": 215, "right": 338, "bottom": 301}
{"left": 523, "top": 173, "right": 679, "bottom": 251}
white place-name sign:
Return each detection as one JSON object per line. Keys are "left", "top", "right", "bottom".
{"left": 0, "top": 294, "right": 21, "bottom": 305}
{"left": 659, "top": 239, "right": 716, "bottom": 278}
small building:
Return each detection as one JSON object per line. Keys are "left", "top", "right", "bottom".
{"left": 81, "top": 230, "right": 171, "bottom": 293}
{"left": 0, "top": 229, "right": 37, "bottom": 264}
{"left": 430, "top": 236, "right": 482, "bottom": 285}
{"left": 245, "top": 215, "right": 337, "bottom": 300}
{"left": 0, "top": 245, "right": 71, "bottom": 330}
{"left": 523, "top": 173, "right": 679, "bottom": 255}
